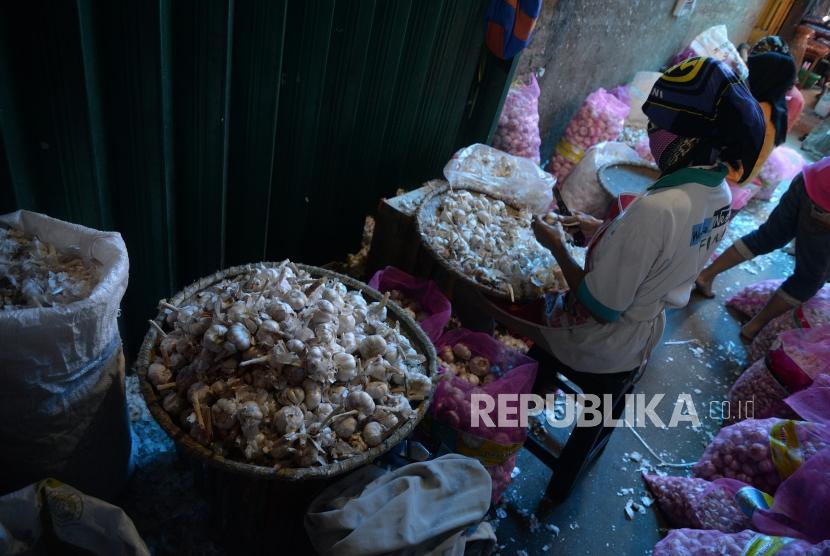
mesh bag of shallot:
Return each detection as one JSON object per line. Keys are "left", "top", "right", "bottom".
{"left": 726, "top": 359, "right": 797, "bottom": 424}
{"left": 726, "top": 281, "right": 830, "bottom": 363}
{"left": 492, "top": 76, "right": 542, "bottom": 164}
{"left": 643, "top": 475, "right": 758, "bottom": 532}
{"left": 428, "top": 329, "right": 538, "bottom": 503}
{"left": 654, "top": 529, "right": 829, "bottom": 556}
{"left": 726, "top": 279, "right": 784, "bottom": 318}
{"left": 693, "top": 418, "right": 830, "bottom": 494}
{"left": 368, "top": 266, "right": 451, "bottom": 343}
{"left": 545, "top": 88, "right": 629, "bottom": 182}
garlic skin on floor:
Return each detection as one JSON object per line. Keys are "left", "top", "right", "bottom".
{"left": 149, "top": 262, "right": 431, "bottom": 470}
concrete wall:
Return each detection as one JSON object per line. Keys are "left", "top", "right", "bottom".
{"left": 519, "top": 0, "right": 768, "bottom": 164}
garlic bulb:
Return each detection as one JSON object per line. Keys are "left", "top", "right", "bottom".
{"left": 346, "top": 390, "right": 376, "bottom": 416}
{"left": 334, "top": 416, "right": 357, "bottom": 439}
{"left": 274, "top": 405, "right": 304, "bottom": 435}
{"left": 147, "top": 363, "right": 172, "bottom": 386}
{"left": 362, "top": 421, "right": 383, "bottom": 447}
{"left": 359, "top": 335, "right": 387, "bottom": 359}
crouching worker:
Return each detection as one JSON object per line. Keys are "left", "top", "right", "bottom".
{"left": 695, "top": 157, "right": 830, "bottom": 343}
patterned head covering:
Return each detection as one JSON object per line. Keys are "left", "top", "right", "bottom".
{"left": 642, "top": 57, "right": 766, "bottom": 183}
{"left": 751, "top": 35, "right": 790, "bottom": 56}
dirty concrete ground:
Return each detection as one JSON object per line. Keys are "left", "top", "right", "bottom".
{"left": 119, "top": 130, "right": 818, "bottom": 554}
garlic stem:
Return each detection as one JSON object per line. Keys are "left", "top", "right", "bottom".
{"left": 148, "top": 319, "right": 167, "bottom": 337}
{"left": 156, "top": 381, "right": 177, "bottom": 391}
{"left": 239, "top": 355, "right": 269, "bottom": 368}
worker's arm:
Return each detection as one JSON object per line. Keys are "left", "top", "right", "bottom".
{"left": 531, "top": 217, "right": 586, "bottom": 291}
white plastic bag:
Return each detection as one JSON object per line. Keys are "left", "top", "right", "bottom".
{"left": 0, "top": 210, "right": 131, "bottom": 501}
{"left": 444, "top": 143, "right": 555, "bottom": 214}
{"left": 0, "top": 478, "right": 149, "bottom": 555}
{"left": 558, "top": 142, "right": 641, "bottom": 217}
{"left": 625, "top": 71, "right": 662, "bottom": 129}
{"left": 689, "top": 25, "right": 748, "bottom": 80}
{"left": 816, "top": 91, "right": 830, "bottom": 118}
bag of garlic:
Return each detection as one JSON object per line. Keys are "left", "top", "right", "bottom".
{"left": 767, "top": 325, "right": 830, "bottom": 393}
{"left": 654, "top": 529, "right": 830, "bottom": 556}
{"left": 693, "top": 418, "right": 830, "bottom": 494}
{"left": 0, "top": 210, "right": 130, "bottom": 501}
{"left": 688, "top": 25, "right": 749, "bottom": 81}
{"left": 748, "top": 291, "right": 830, "bottom": 363}
{"left": 304, "top": 454, "right": 493, "bottom": 556}
{"left": 443, "top": 143, "right": 554, "bottom": 214}
{"left": 428, "top": 329, "right": 538, "bottom": 503}
{"left": 492, "top": 75, "right": 542, "bottom": 164}
{"left": 546, "top": 88, "right": 630, "bottom": 183}
{"left": 0, "top": 478, "right": 149, "bottom": 556}
{"left": 726, "top": 359, "right": 798, "bottom": 425}
{"left": 643, "top": 474, "right": 762, "bottom": 533}
{"left": 557, "top": 141, "right": 641, "bottom": 218}
{"left": 368, "top": 266, "right": 451, "bottom": 343}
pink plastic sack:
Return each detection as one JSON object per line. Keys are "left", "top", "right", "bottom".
{"left": 749, "top": 287, "right": 830, "bottom": 362}
{"left": 726, "top": 359, "right": 797, "bottom": 424}
{"left": 693, "top": 418, "right": 830, "bottom": 493}
{"left": 668, "top": 45, "right": 697, "bottom": 67}
{"left": 492, "top": 76, "right": 542, "bottom": 164}
{"left": 728, "top": 181, "right": 760, "bottom": 212}
{"left": 546, "top": 88, "right": 630, "bottom": 182}
{"left": 368, "top": 266, "right": 451, "bottom": 343}
{"left": 643, "top": 475, "right": 753, "bottom": 532}
{"left": 768, "top": 325, "right": 830, "bottom": 391}
{"left": 429, "top": 329, "right": 538, "bottom": 503}
{"left": 785, "top": 374, "right": 830, "bottom": 424}
{"left": 727, "top": 279, "right": 784, "bottom": 318}
{"left": 756, "top": 147, "right": 805, "bottom": 201}
{"left": 608, "top": 84, "right": 632, "bottom": 106}
{"left": 654, "top": 529, "right": 830, "bottom": 556}
{"left": 753, "top": 448, "right": 830, "bottom": 544}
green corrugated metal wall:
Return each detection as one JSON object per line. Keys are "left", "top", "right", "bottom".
{"left": 0, "top": 0, "right": 514, "bottom": 352}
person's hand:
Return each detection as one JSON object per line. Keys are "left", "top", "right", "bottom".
{"left": 532, "top": 216, "right": 568, "bottom": 251}
{"left": 559, "top": 211, "right": 602, "bottom": 238}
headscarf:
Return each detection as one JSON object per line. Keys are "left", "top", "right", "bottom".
{"left": 747, "top": 52, "right": 796, "bottom": 146}
{"left": 751, "top": 35, "right": 790, "bottom": 56}
{"left": 642, "top": 57, "right": 765, "bottom": 183}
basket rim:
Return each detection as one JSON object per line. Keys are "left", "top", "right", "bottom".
{"left": 414, "top": 184, "right": 542, "bottom": 303}
{"left": 596, "top": 160, "right": 660, "bottom": 196}
{"left": 136, "top": 261, "right": 437, "bottom": 481}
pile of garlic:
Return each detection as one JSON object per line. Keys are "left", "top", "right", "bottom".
{"left": 0, "top": 227, "right": 101, "bottom": 309}
{"left": 421, "top": 190, "right": 565, "bottom": 299}
{"left": 438, "top": 343, "right": 499, "bottom": 386}
{"left": 146, "top": 262, "right": 432, "bottom": 469}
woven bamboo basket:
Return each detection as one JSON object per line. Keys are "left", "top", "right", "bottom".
{"left": 136, "top": 262, "right": 438, "bottom": 482}
{"left": 415, "top": 185, "right": 546, "bottom": 304}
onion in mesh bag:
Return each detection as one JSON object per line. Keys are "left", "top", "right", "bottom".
{"left": 693, "top": 418, "right": 830, "bottom": 494}
{"left": 643, "top": 475, "right": 752, "bottom": 532}
{"left": 654, "top": 529, "right": 827, "bottom": 556}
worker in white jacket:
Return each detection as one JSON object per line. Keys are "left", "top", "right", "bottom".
{"left": 529, "top": 57, "right": 766, "bottom": 496}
